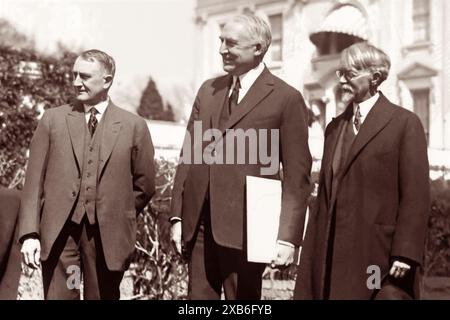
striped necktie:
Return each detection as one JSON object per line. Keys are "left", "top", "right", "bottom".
{"left": 353, "top": 104, "right": 361, "bottom": 132}
{"left": 228, "top": 77, "right": 241, "bottom": 114}
{"left": 88, "top": 107, "right": 98, "bottom": 137}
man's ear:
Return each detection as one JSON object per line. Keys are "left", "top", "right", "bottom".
{"left": 254, "top": 43, "right": 263, "bottom": 57}
{"left": 371, "top": 71, "right": 381, "bottom": 87}
{"left": 103, "top": 75, "right": 113, "bottom": 89}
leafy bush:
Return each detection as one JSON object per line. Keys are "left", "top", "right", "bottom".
{"left": 130, "top": 157, "right": 188, "bottom": 299}
{"left": 0, "top": 45, "right": 76, "bottom": 188}
{"left": 425, "top": 178, "right": 450, "bottom": 276}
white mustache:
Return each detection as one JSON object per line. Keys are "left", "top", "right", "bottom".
{"left": 341, "top": 85, "right": 354, "bottom": 92}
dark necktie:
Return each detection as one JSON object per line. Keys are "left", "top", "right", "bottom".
{"left": 228, "top": 77, "right": 241, "bottom": 114}
{"left": 88, "top": 107, "right": 98, "bottom": 137}
{"left": 353, "top": 104, "right": 361, "bottom": 132}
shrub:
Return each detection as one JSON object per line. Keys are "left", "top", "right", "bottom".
{"left": 425, "top": 178, "right": 450, "bottom": 276}
{"left": 0, "top": 45, "right": 76, "bottom": 188}
{"left": 130, "top": 157, "right": 188, "bottom": 299}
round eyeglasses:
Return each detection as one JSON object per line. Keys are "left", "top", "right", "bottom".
{"left": 336, "top": 69, "right": 370, "bottom": 80}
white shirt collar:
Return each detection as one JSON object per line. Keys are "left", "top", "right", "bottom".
{"left": 354, "top": 92, "right": 380, "bottom": 119}
{"left": 231, "top": 62, "right": 265, "bottom": 103}
{"left": 352, "top": 92, "right": 380, "bottom": 134}
{"left": 84, "top": 97, "right": 109, "bottom": 115}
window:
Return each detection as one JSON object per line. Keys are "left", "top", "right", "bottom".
{"left": 268, "top": 14, "right": 283, "bottom": 62}
{"left": 412, "top": 89, "right": 430, "bottom": 144}
{"left": 413, "top": 0, "right": 430, "bottom": 42}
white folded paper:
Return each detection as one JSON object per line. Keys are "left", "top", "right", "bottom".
{"left": 246, "top": 176, "right": 282, "bottom": 264}
{"left": 246, "top": 176, "right": 305, "bottom": 265}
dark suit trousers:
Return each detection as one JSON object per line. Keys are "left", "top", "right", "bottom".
{"left": 42, "top": 217, "right": 123, "bottom": 300}
{"left": 0, "top": 188, "right": 22, "bottom": 300}
{"left": 188, "top": 200, "right": 266, "bottom": 300}
{"left": 0, "top": 223, "right": 21, "bottom": 300}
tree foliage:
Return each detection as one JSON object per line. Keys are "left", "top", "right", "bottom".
{"left": 425, "top": 178, "right": 450, "bottom": 276}
{"left": 0, "top": 45, "right": 77, "bottom": 188}
{"left": 137, "top": 77, "right": 174, "bottom": 122}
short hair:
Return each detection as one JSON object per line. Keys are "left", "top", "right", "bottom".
{"left": 230, "top": 13, "right": 272, "bottom": 56}
{"left": 340, "top": 42, "right": 391, "bottom": 88}
{"left": 79, "top": 49, "right": 116, "bottom": 77}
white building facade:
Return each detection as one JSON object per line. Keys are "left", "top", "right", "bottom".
{"left": 192, "top": 0, "right": 450, "bottom": 174}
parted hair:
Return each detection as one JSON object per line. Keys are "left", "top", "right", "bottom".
{"left": 341, "top": 42, "right": 391, "bottom": 88}
{"left": 79, "top": 49, "right": 116, "bottom": 78}
{"left": 231, "top": 13, "right": 272, "bottom": 57}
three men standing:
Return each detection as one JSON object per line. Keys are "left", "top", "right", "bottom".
{"left": 19, "top": 50, "right": 155, "bottom": 299}
{"left": 15, "top": 19, "right": 429, "bottom": 301}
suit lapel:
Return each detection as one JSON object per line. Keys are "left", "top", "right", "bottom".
{"left": 219, "top": 67, "right": 274, "bottom": 133}
{"left": 323, "top": 106, "right": 352, "bottom": 205}
{"left": 340, "top": 93, "right": 395, "bottom": 178}
{"left": 211, "top": 75, "right": 231, "bottom": 130}
{"left": 99, "top": 102, "right": 122, "bottom": 176}
{"left": 66, "top": 102, "right": 86, "bottom": 172}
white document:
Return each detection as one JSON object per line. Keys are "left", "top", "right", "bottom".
{"left": 246, "top": 176, "right": 282, "bottom": 264}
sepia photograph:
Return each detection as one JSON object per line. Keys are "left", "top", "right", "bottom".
{"left": 0, "top": 0, "right": 449, "bottom": 304}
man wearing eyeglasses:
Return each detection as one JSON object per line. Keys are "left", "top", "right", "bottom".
{"left": 294, "top": 42, "right": 429, "bottom": 299}
{"left": 170, "top": 13, "right": 311, "bottom": 299}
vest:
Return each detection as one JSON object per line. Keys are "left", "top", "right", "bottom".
{"left": 71, "top": 116, "right": 105, "bottom": 224}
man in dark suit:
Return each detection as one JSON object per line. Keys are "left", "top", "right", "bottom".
{"left": 0, "top": 187, "right": 21, "bottom": 300}
{"left": 294, "top": 42, "right": 429, "bottom": 299}
{"left": 169, "top": 13, "right": 312, "bottom": 299}
{"left": 19, "top": 49, "right": 155, "bottom": 299}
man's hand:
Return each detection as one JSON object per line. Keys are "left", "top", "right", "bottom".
{"left": 389, "top": 260, "right": 411, "bottom": 278}
{"left": 170, "top": 220, "right": 182, "bottom": 255}
{"left": 270, "top": 243, "right": 295, "bottom": 268}
{"left": 21, "top": 238, "right": 41, "bottom": 269}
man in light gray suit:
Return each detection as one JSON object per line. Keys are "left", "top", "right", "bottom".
{"left": 19, "top": 49, "right": 155, "bottom": 300}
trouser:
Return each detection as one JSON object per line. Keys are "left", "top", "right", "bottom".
{"left": 42, "top": 217, "right": 124, "bottom": 300}
{"left": 187, "top": 200, "right": 265, "bottom": 300}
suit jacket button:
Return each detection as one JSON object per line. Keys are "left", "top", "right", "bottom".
{"left": 71, "top": 191, "right": 76, "bottom": 197}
